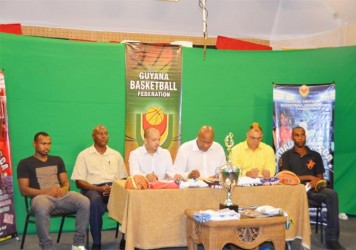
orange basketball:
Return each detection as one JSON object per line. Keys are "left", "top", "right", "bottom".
{"left": 145, "top": 106, "right": 164, "bottom": 125}
{"left": 275, "top": 170, "right": 300, "bottom": 185}
{"left": 125, "top": 175, "right": 149, "bottom": 190}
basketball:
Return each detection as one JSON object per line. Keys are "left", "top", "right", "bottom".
{"left": 275, "top": 170, "right": 300, "bottom": 185}
{"left": 145, "top": 106, "right": 164, "bottom": 125}
{"left": 125, "top": 175, "right": 149, "bottom": 190}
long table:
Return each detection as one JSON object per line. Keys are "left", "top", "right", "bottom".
{"left": 107, "top": 180, "right": 311, "bottom": 250}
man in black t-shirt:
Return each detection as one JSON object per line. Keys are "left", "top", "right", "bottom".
{"left": 279, "top": 126, "right": 344, "bottom": 250}
{"left": 17, "top": 132, "right": 90, "bottom": 250}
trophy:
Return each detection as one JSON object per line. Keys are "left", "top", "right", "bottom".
{"left": 219, "top": 132, "right": 240, "bottom": 212}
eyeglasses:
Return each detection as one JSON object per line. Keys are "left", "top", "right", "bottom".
{"left": 249, "top": 136, "right": 263, "bottom": 141}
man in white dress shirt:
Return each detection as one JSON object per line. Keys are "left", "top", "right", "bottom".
{"left": 129, "top": 127, "right": 176, "bottom": 182}
{"left": 174, "top": 125, "right": 226, "bottom": 180}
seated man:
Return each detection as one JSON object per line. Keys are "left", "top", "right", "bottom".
{"left": 231, "top": 122, "right": 276, "bottom": 179}
{"left": 71, "top": 125, "right": 128, "bottom": 250}
{"left": 279, "top": 126, "right": 345, "bottom": 250}
{"left": 129, "top": 127, "right": 176, "bottom": 182}
{"left": 17, "top": 132, "right": 90, "bottom": 250}
{"left": 173, "top": 125, "right": 226, "bottom": 180}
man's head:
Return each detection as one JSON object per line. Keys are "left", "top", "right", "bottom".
{"left": 196, "top": 125, "right": 214, "bottom": 152}
{"left": 246, "top": 122, "right": 263, "bottom": 151}
{"left": 144, "top": 127, "right": 161, "bottom": 154}
{"left": 92, "top": 125, "right": 109, "bottom": 147}
{"left": 33, "top": 131, "right": 51, "bottom": 156}
{"left": 292, "top": 126, "right": 306, "bottom": 148}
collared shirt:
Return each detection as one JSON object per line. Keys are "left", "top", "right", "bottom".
{"left": 71, "top": 145, "right": 128, "bottom": 185}
{"left": 129, "top": 146, "right": 174, "bottom": 179}
{"left": 231, "top": 141, "right": 276, "bottom": 176}
{"left": 279, "top": 146, "right": 324, "bottom": 181}
{"left": 173, "top": 139, "right": 226, "bottom": 179}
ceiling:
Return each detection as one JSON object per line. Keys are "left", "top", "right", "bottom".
{"left": 1, "top": 0, "right": 356, "bottom": 40}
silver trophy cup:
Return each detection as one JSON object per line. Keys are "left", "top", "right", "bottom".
{"left": 219, "top": 132, "right": 240, "bottom": 211}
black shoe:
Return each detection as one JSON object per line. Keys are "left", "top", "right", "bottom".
{"left": 325, "top": 241, "right": 345, "bottom": 250}
{"left": 119, "top": 235, "right": 126, "bottom": 250}
{"left": 92, "top": 244, "right": 101, "bottom": 250}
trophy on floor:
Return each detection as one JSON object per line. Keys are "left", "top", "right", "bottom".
{"left": 219, "top": 132, "right": 240, "bottom": 212}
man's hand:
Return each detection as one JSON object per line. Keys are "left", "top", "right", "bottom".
{"left": 49, "top": 186, "right": 68, "bottom": 198}
{"left": 173, "top": 174, "right": 184, "bottom": 182}
{"left": 101, "top": 183, "right": 112, "bottom": 196}
{"left": 310, "top": 176, "right": 322, "bottom": 189}
{"left": 246, "top": 168, "right": 259, "bottom": 178}
{"left": 188, "top": 170, "right": 200, "bottom": 179}
{"left": 146, "top": 173, "right": 158, "bottom": 182}
{"left": 262, "top": 169, "right": 271, "bottom": 179}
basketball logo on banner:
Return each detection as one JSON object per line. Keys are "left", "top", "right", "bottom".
{"left": 135, "top": 106, "right": 172, "bottom": 148}
{"left": 142, "top": 106, "right": 168, "bottom": 142}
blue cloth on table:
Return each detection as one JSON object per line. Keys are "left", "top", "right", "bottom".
{"left": 193, "top": 209, "right": 241, "bottom": 223}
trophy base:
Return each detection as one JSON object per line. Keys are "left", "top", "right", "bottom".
{"left": 220, "top": 203, "right": 239, "bottom": 213}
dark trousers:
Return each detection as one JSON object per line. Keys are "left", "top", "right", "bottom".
{"left": 82, "top": 184, "right": 111, "bottom": 247}
{"left": 308, "top": 187, "right": 340, "bottom": 241}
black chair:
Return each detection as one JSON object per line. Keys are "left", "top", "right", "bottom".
{"left": 308, "top": 199, "right": 324, "bottom": 242}
{"left": 20, "top": 196, "right": 77, "bottom": 249}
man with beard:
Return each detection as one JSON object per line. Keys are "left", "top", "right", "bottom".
{"left": 279, "top": 126, "right": 345, "bottom": 250}
{"left": 17, "top": 132, "right": 90, "bottom": 250}
{"left": 71, "top": 125, "right": 128, "bottom": 250}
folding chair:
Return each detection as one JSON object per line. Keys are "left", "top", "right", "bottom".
{"left": 20, "top": 196, "right": 77, "bottom": 249}
{"left": 308, "top": 199, "right": 324, "bottom": 242}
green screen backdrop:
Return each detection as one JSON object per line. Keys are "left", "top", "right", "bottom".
{"left": 1, "top": 33, "right": 355, "bottom": 235}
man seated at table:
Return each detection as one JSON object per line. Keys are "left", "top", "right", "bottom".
{"left": 231, "top": 122, "right": 276, "bottom": 179}
{"left": 173, "top": 125, "right": 226, "bottom": 180}
{"left": 129, "top": 127, "right": 177, "bottom": 182}
{"left": 279, "top": 126, "right": 345, "bottom": 250}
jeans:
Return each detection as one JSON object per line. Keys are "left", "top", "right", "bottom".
{"left": 31, "top": 191, "right": 90, "bottom": 250}
{"left": 81, "top": 188, "right": 109, "bottom": 247}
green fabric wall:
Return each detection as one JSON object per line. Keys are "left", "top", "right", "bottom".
{"left": 1, "top": 33, "right": 355, "bottom": 235}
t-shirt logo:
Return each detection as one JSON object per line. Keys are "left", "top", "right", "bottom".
{"left": 306, "top": 159, "right": 315, "bottom": 170}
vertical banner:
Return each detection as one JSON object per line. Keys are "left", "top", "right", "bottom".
{"left": 124, "top": 43, "right": 182, "bottom": 171}
{"left": 0, "top": 70, "right": 17, "bottom": 242}
{"left": 273, "top": 83, "right": 335, "bottom": 184}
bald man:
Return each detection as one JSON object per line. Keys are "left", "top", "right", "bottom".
{"left": 129, "top": 127, "right": 176, "bottom": 182}
{"left": 71, "top": 125, "right": 128, "bottom": 250}
{"left": 173, "top": 125, "right": 226, "bottom": 179}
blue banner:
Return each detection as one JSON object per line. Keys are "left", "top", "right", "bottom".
{"left": 273, "top": 83, "right": 335, "bottom": 183}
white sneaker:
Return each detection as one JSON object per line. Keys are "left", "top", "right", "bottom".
{"left": 72, "top": 245, "right": 86, "bottom": 250}
{"left": 339, "top": 213, "right": 348, "bottom": 220}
